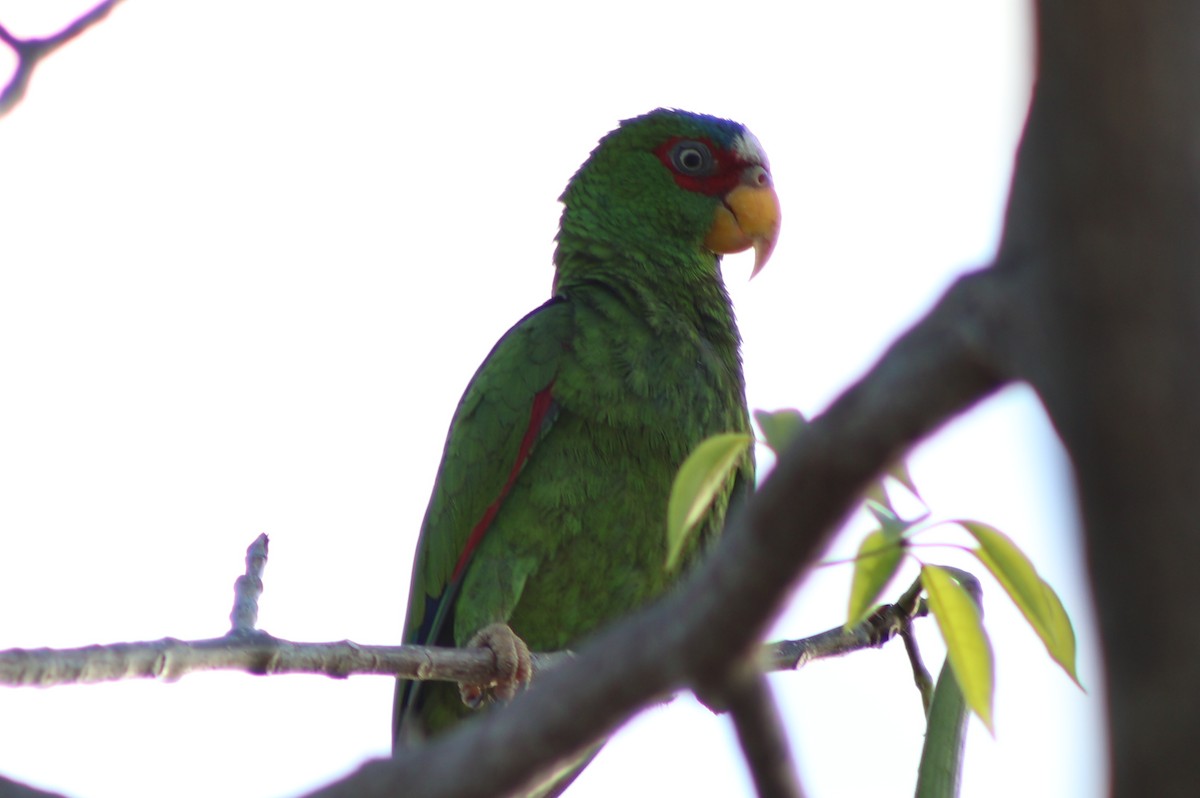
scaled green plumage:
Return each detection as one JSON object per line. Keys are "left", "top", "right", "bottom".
{"left": 394, "top": 108, "right": 780, "bottom": 794}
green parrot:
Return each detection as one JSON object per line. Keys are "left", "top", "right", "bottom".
{"left": 393, "top": 108, "right": 780, "bottom": 794}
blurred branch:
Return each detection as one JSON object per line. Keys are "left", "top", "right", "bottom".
{"left": 725, "top": 669, "right": 805, "bottom": 798}
{"left": 0, "top": 774, "right": 68, "bottom": 798}
{"left": 0, "top": 0, "right": 125, "bottom": 117}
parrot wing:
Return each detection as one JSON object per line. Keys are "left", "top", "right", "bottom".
{"left": 394, "top": 295, "right": 571, "bottom": 740}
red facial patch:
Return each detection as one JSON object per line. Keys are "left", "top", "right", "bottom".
{"left": 654, "top": 136, "right": 748, "bottom": 197}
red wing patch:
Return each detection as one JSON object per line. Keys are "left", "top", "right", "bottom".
{"left": 450, "top": 383, "right": 556, "bottom": 582}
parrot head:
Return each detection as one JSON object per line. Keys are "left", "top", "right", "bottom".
{"left": 555, "top": 108, "right": 781, "bottom": 285}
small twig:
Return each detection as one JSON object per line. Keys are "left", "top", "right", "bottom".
{"left": 0, "top": 0, "right": 125, "bottom": 117}
{"left": 761, "top": 591, "right": 928, "bottom": 672}
{"left": 902, "top": 623, "right": 936, "bottom": 716}
{"left": 725, "top": 669, "right": 806, "bottom": 798}
{"left": 879, "top": 573, "right": 936, "bottom": 713}
{"left": 229, "top": 533, "right": 269, "bottom": 634}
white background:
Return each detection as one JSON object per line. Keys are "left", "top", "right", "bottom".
{"left": 0, "top": 2, "right": 1106, "bottom": 796}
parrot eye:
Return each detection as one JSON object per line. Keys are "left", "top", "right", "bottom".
{"left": 669, "top": 141, "right": 715, "bottom": 176}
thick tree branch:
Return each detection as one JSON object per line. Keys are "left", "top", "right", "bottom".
{"left": 301, "top": 264, "right": 1012, "bottom": 798}
{"left": 993, "top": 3, "right": 1200, "bottom": 793}
{"left": 0, "top": 0, "right": 124, "bottom": 117}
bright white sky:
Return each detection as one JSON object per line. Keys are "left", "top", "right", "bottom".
{"left": 0, "top": 2, "right": 1106, "bottom": 797}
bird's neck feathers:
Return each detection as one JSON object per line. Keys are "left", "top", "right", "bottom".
{"left": 552, "top": 219, "right": 741, "bottom": 355}
{"left": 553, "top": 175, "right": 736, "bottom": 320}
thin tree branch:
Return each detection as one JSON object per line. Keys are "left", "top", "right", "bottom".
{"left": 2, "top": 629, "right": 931, "bottom": 689}
{"left": 901, "top": 623, "right": 936, "bottom": 716}
{"left": 761, "top": 590, "right": 928, "bottom": 672}
{"left": 0, "top": 531, "right": 932, "bottom": 690}
{"left": 0, "top": 595, "right": 926, "bottom": 689}
{"left": 0, "top": 635, "right": 501, "bottom": 687}
{"left": 0, "top": 0, "right": 125, "bottom": 117}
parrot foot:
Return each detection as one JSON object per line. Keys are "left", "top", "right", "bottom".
{"left": 459, "top": 622, "right": 533, "bottom": 709}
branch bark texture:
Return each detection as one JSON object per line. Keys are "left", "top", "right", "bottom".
{"left": 0, "top": 604, "right": 922, "bottom": 689}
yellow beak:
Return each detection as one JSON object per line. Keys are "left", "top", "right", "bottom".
{"left": 703, "top": 180, "right": 781, "bottom": 278}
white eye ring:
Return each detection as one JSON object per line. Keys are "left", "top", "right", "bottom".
{"left": 670, "top": 141, "right": 714, "bottom": 175}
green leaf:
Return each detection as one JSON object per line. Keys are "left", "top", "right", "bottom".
{"left": 753, "top": 408, "right": 807, "bottom": 453}
{"left": 864, "top": 500, "right": 905, "bottom": 534}
{"left": 922, "top": 564, "right": 995, "bottom": 732}
{"left": 1035, "top": 580, "right": 1081, "bottom": 687}
{"left": 846, "top": 527, "right": 905, "bottom": 627}
{"left": 666, "top": 433, "right": 752, "bottom": 571}
{"left": 958, "top": 520, "right": 1081, "bottom": 686}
